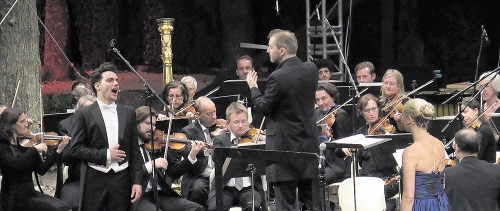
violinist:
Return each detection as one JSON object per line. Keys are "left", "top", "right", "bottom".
{"left": 132, "top": 106, "right": 204, "bottom": 211}
{"left": 178, "top": 96, "right": 226, "bottom": 207}
{"left": 338, "top": 94, "right": 399, "bottom": 211}
{"left": 380, "top": 69, "right": 407, "bottom": 132}
{"left": 158, "top": 81, "right": 195, "bottom": 120}
{"left": 181, "top": 76, "right": 198, "bottom": 102}
{"left": 478, "top": 71, "right": 500, "bottom": 143}
{"left": 0, "top": 108, "right": 71, "bottom": 211}
{"left": 460, "top": 97, "right": 496, "bottom": 163}
{"left": 313, "top": 82, "right": 350, "bottom": 139}
{"left": 207, "top": 102, "right": 266, "bottom": 211}
{"left": 57, "top": 94, "right": 96, "bottom": 210}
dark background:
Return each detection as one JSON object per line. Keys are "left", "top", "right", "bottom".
{"left": 37, "top": 0, "right": 500, "bottom": 92}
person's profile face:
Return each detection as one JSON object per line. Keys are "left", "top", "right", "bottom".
{"left": 138, "top": 117, "right": 156, "bottom": 141}
{"left": 267, "top": 37, "right": 281, "bottom": 64}
{"left": 197, "top": 101, "right": 217, "bottom": 127}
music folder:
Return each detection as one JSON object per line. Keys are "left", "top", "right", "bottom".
{"left": 326, "top": 134, "right": 390, "bottom": 149}
{"left": 43, "top": 112, "right": 73, "bottom": 132}
{"left": 366, "top": 133, "right": 413, "bottom": 150}
{"left": 210, "top": 94, "right": 240, "bottom": 120}
{"left": 155, "top": 118, "right": 191, "bottom": 134}
{"left": 220, "top": 142, "right": 266, "bottom": 180}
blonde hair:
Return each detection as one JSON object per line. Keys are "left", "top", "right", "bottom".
{"left": 381, "top": 69, "right": 405, "bottom": 103}
{"left": 402, "top": 98, "right": 434, "bottom": 128}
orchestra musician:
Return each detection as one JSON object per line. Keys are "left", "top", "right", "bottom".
{"left": 478, "top": 71, "right": 500, "bottom": 143}
{"left": 58, "top": 94, "right": 96, "bottom": 210}
{"left": 0, "top": 107, "right": 71, "bottom": 211}
{"left": 460, "top": 97, "right": 496, "bottom": 163}
{"left": 313, "top": 83, "right": 348, "bottom": 183}
{"left": 380, "top": 69, "right": 407, "bottom": 132}
{"left": 354, "top": 61, "right": 376, "bottom": 83}
{"left": 401, "top": 98, "right": 448, "bottom": 211}
{"left": 444, "top": 128, "right": 500, "bottom": 211}
{"left": 315, "top": 59, "right": 336, "bottom": 81}
{"left": 207, "top": 102, "right": 266, "bottom": 211}
{"left": 181, "top": 76, "right": 198, "bottom": 102}
{"left": 236, "top": 55, "right": 254, "bottom": 80}
{"left": 339, "top": 93, "right": 399, "bottom": 211}
{"left": 70, "top": 62, "right": 143, "bottom": 211}
{"left": 178, "top": 96, "right": 227, "bottom": 207}
{"left": 246, "top": 29, "right": 318, "bottom": 210}
{"left": 158, "top": 81, "right": 195, "bottom": 120}
{"left": 132, "top": 106, "right": 204, "bottom": 211}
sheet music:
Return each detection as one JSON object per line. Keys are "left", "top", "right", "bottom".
{"left": 359, "top": 82, "right": 383, "bottom": 87}
{"left": 329, "top": 134, "right": 388, "bottom": 149}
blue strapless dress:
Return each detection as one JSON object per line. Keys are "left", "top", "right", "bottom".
{"left": 412, "top": 171, "right": 448, "bottom": 211}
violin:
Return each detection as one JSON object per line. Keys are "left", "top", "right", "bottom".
{"left": 173, "top": 104, "right": 196, "bottom": 118}
{"left": 368, "top": 118, "right": 396, "bottom": 135}
{"left": 384, "top": 175, "right": 400, "bottom": 186}
{"left": 148, "top": 130, "right": 213, "bottom": 151}
{"left": 17, "top": 130, "right": 67, "bottom": 147}
{"left": 445, "top": 158, "right": 457, "bottom": 167}
{"left": 239, "top": 128, "right": 265, "bottom": 144}
{"left": 383, "top": 94, "right": 405, "bottom": 118}
{"left": 215, "top": 119, "right": 228, "bottom": 129}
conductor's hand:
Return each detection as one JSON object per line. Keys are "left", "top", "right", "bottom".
{"left": 130, "top": 184, "right": 142, "bottom": 203}
{"left": 342, "top": 148, "right": 352, "bottom": 157}
{"left": 189, "top": 141, "right": 205, "bottom": 160}
{"left": 246, "top": 70, "right": 258, "bottom": 89}
{"left": 34, "top": 143, "right": 47, "bottom": 153}
{"left": 56, "top": 135, "right": 71, "bottom": 154}
{"left": 153, "top": 158, "right": 168, "bottom": 170}
{"left": 110, "top": 144, "right": 126, "bottom": 163}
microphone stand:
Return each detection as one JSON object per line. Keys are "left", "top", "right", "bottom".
{"left": 324, "top": 18, "right": 361, "bottom": 98}
{"left": 110, "top": 41, "right": 173, "bottom": 211}
{"left": 472, "top": 27, "right": 489, "bottom": 96}
{"left": 441, "top": 72, "right": 498, "bottom": 133}
{"left": 442, "top": 67, "right": 500, "bottom": 105}
{"left": 318, "top": 142, "right": 327, "bottom": 211}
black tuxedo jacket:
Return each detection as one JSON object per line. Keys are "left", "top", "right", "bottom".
{"left": 250, "top": 56, "right": 319, "bottom": 182}
{"left": 207, "top": 132, "right": 266, "bottom": 208}
{"left": 58, "top": 115, "right": 74, "bottom": 136}
{"left": 179, "top": 121, "right": 212, "bottom": 197}
{"left": 70, "top": 102, "right": 143, "bottom": 185}
{"left": 444, "top": 156, "right": 500, "bottom": 211}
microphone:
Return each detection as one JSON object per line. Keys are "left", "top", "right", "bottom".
{"left": 275, "top": 0, "right": 280, "bottom": 16}
{"left": 481, "top": 25, "right": 490, "bottom": 45}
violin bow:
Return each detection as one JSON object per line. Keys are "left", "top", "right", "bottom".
{"left": 316, "top": 88, "right": 368, "bottom": 124}
{"left": 174, "top": 86, "right": 220, "bottom": 116}
{"left": 254, "top": 116, "right": 266, "bottom": 143}
{"left": 11, "top": 79, "right": 21, "bottom": 108}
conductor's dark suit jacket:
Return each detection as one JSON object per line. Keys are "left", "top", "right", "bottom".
{"left": 70, "top": 102, "right": 144, "bottom": 187}
{"left": 179, "top": 121, "right": 212, "bottom": 197}
{"left": 444, "top": 156, "right": 500, "bottom": 211}
{"left": 250, "top": 56, "right": 319, "bottom": 182}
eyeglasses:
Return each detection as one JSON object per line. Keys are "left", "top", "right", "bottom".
{"left": 167, "top": 94, "right": 183, "bottom": 99}
{"left": 362, "top": 107, "right": 379, "bottom": 114}
{"left": 231, "top": 120, "right": 248, "bottom": 126}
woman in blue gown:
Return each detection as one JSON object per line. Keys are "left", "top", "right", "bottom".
{"left": 400, "top": 99, "right": 448, "bottom": 211}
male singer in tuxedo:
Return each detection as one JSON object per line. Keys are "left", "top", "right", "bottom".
{"left": 70, "top": 62, "right": 143, "bottom": 211}
{"left": 178, "top": 96, "right": 226, "bottom": 207}
{"left": 132, "top": 106, "right": 204, "bottom": 211}
{"left": 444, "top": 128, "right": 500, "bottom": 211}
{"left": 246, "top": 29, "right": 319, "bottom": 210}
{"left": 207, "top": 102, "right": 265, "bottom": 211}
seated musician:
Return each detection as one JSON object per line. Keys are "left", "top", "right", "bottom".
{"left": 354, "top": 61, "right": 376, "bottom": 83}
{"left": 478, "top": 71, "right": 500, "bottom": 143}
{"left": 132, "top": 106, "right": 204, "bottom": 211}
{"left": 338, "top": 94, "right": 399, "bottom": 211}
{"left": 158, "top": 80, "right": 195, "bottom": 120}
{"left": 58, "top": 94, "right": 96, "bottom": 210}
{"left": 316, "top": 59, "right": 337, "bottom": 81}
{"left": 313, "top": 83, "right": 349, "bottom": 185}
{"left": 181, "top": 76, "right": 198, "bottom": 102}
{"left": 207, "top": 102, "right": 265, "bottom": 211}
{"left": 460, "top": 97, "right": 496, "bottom": 163}
{"left": 0, "top": 108, "right": 71, "bottom": 211}
{"left": 380, "top": 69, "right": 407, "bottom": 132}
{"left": 178, "top": 96, "right": 227, "bottom": 207}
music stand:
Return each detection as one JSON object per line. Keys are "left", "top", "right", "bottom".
{"left": 326, "top": 134, "right": 392, "bottom": 211}
{"left": 43, "top": 112, "right": 73, "bottom": 132}
{"left": 366, "top": 133, "right": 413, "bottom": 150}
{"left": 156, "top": 118, "right": 190, "bottom": 134}
{"left": 428, "top": 116, "right": 462, "bottom": 143}
{"left": 210, "top": 94, "right": 240, "bottom": 120}
{"left": 213, "top": 148, "right": 320, "bottom": 211}
{"left": 222, "top": 80, "right": 267, "bottom": 101}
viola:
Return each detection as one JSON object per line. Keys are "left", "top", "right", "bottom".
{"left": 17, "top": 130, "right": 67, "bottom": 148}
{"left": 368, "top": 118, "right": 396, "bottom": 135}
